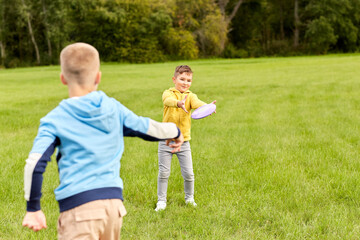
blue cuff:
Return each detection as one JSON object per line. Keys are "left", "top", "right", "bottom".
{"left": 27, "top": 200, "right": 40, "bottom": 212}
{"left": 176, "top": 128, "right": 181, "bottom": 139}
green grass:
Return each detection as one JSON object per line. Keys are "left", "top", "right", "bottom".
{"left": 1, "top": 54, "right": 360, "bottom": 239}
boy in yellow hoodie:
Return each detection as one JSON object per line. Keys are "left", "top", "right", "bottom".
{"left": 155, "top": 65, "right": 216, "bottom": 211}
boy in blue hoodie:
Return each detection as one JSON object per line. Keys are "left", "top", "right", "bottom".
{"left": 22, "top": 43, "right": 184, "bottom": 239}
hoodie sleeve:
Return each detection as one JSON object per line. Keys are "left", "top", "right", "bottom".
{"left": 162, "top": 90, "right": 178, "bottom": 107}
{"left": 190, "top": 93, "right": 206, "bottom": 109}
{"left": 121, "top": 105, "right": 180, "bottom": 141}
{"left": 24, "top": 118, "right": 59, "bottom": 212}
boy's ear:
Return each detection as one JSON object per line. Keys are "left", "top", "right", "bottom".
{"left": 172, "top": 76, "right": 176, "bottom": 83}
{"left": 95, "top": 71, "right": 101, "bottom": 85}
{"left": 60, "top": 73, "right": 67, "bottom": 85}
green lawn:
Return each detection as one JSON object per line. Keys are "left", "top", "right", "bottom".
{"left": 1, "top": 55, "right": 359, "bottom": 239}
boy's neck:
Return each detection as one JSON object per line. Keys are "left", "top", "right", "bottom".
{"left": 61, "top": 72, "right": 101, "bottom": 98}
{"left": 68, "top": 85, "right": 97, "bottom": 98}
{"left": 174, "top": 87, "right": 188, "bottom": 93}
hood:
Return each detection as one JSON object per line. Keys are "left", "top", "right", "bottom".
{"left": 59, "top": 91, "right": 116, "bottom": 133}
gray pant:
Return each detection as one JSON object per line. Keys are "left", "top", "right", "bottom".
{"left": 157, "top": 141, "right": 194, "bottom": 202}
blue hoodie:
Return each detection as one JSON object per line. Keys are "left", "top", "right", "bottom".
{"left": 24, "top": 91, "right": 180, "bottom": 212}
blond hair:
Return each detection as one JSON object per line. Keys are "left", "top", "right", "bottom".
{"left": 174, "top": 65, "right": 193, "bottom": 78}
{"left": 60, "top": 43, "right": 100, "bottom": 86}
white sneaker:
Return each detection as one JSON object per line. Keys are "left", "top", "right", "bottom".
{"left": 185, "top": 198, "right": 197, "bottom": 207}
{"left": 155, "top": 201, "right": 166, "bottom": 211}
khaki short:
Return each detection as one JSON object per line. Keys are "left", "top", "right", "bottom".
{"left": 57, "top": 199, "right": 127, "bottom": 240}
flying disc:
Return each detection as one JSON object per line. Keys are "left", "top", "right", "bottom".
{"left": 191, "top": 103, "right": 216, "bottom": 119}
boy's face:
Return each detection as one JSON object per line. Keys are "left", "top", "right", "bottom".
{"left": 172, "top": 73, "right": 192, "bottom": 93}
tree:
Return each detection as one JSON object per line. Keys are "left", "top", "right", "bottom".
{"left": 41, "top": 0, "right": 52, "bottom": 61}
{"left": 0, "top": 0, "right": 5, "bottom": 66}
{"left": 197, "top": 12, "right": 227, "bottom": 56}
{"left": 170, "top": 0, "right": 228, "bottom": 56}
{"left": 2, "top": 0, "right": 360, "bottom": 67}
{"left": 66, "top": 0, "right": 174, "bottom": 62}
{"left": 305, "top": 16, "right": 337, "bottom": 54}
{"left": 305, "top": 0, "right": 358, "bottom": 52}
{"left": 218, "top": 0, "right": 245, "bottom": 28}
{"left": 165, "top": 28, "right": 199, "bottom": 59}
{"left": 20, "top": 0, "right": 41, "bottom": 64}
{"left": 294, "top": 0, "right": 300, "bottom": 48}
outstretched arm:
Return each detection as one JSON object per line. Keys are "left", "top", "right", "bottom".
{"left": 121, "top": 105, "right": 184, "bottom": 152}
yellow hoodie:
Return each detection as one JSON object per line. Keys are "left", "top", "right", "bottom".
{"left": 162, "top": 87, "right": 206, "bottom": 141}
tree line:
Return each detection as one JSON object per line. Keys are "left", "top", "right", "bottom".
{"left": 1, "top": 0, "right": 360, "bottom": 68}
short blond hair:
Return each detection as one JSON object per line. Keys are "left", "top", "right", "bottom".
{"left": 174, "top": 65, "right": 193, "bottom": 78}
{"left": 60, "top": 43, "right": 100, "bottom": 85}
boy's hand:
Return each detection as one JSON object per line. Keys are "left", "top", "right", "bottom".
{"left": 22, "top": 210, "right": 47, "bottom": 232}
{"left": 211, "top": 100, "right": 217, "bottom": 114}
{"left": 177, "top": 95, "right": 188, "bottom": 113}
{"left": 166, "top": 132, "right": 184, "bottom": 153}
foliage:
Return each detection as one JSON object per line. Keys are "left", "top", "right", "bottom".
{"left": 228, "top": 0, "right": 264, "bottom": 56}
{"left": 196, "top": 12, "right": 228, "bottom": 56}
{"left": 170, "top": 0, "right": 227, "bottom": 57}
{"left": 0, "top": 0, "right": 67, "bottom": 67}
{"left": 305, "top": 0, "right": 359, "bottom": 52}
{"left": 66, "top": 0, "right": 170, "bottom": 63}
{"left": 164, "top": 28, "right": 199, "bottom": 60}
{"left": 223, "top": 43, "right": 248, "bottom": 58}
{"left": 305, "top": 16, "right": 337, "bottom": 54}
{"left": 2, "top": 0, "right": 360, "bottom": 66}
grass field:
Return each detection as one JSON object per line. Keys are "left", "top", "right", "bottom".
{"left": 1, "top": 54, "right": 360, "bottom": 239}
